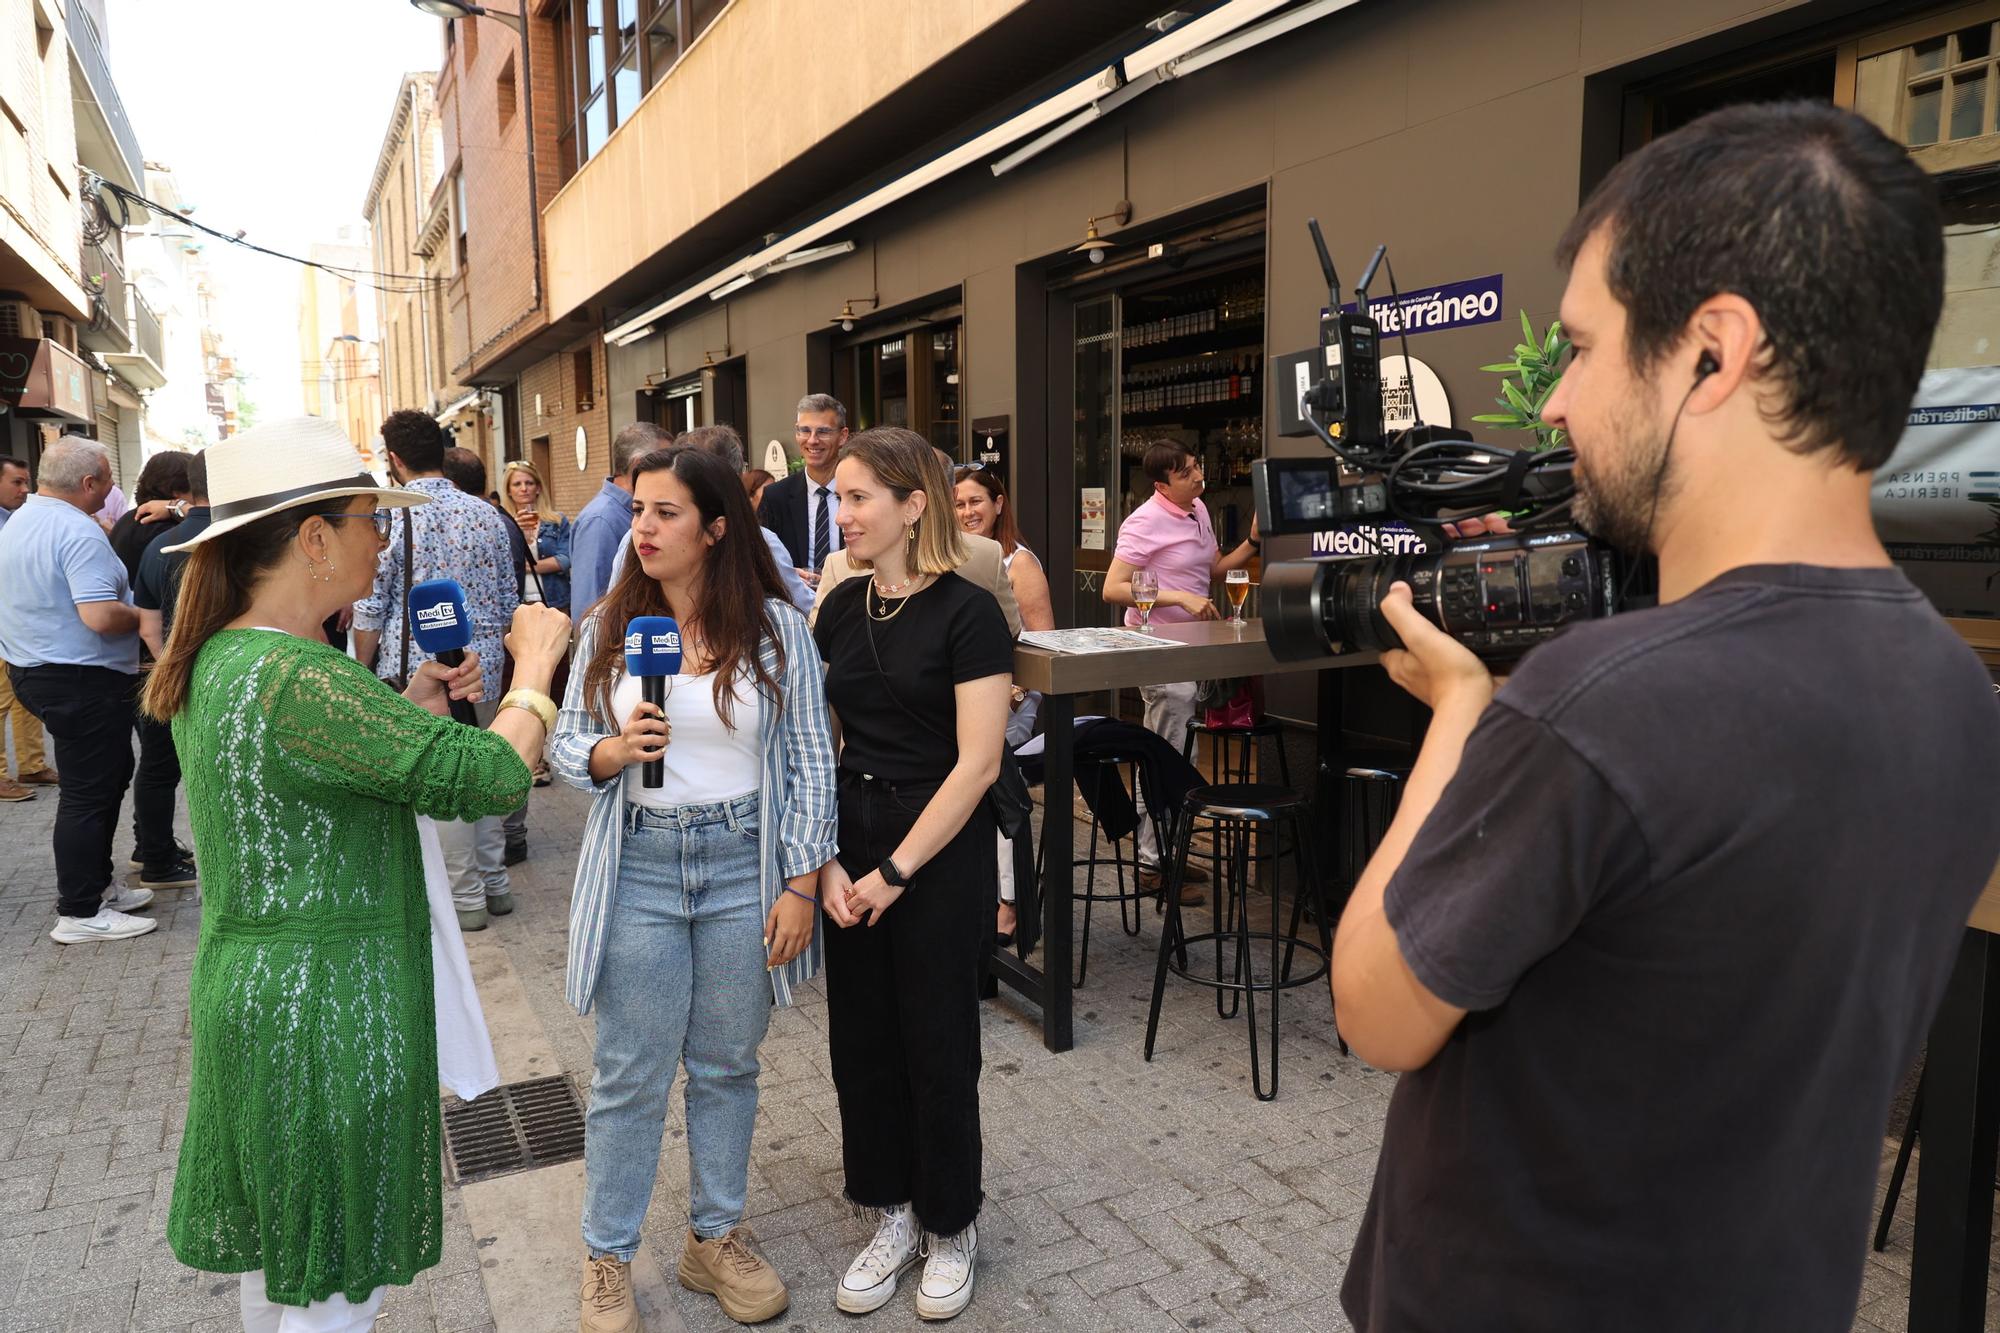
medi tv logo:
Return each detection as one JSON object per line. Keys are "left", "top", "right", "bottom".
{"left": 625, "top": 628, "right": 681, "bottom": 654}
{"left": 414, "top": 600, "right": 461, "bottom": 631}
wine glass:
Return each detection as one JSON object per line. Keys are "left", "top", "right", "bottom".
{"left": 1132, "top": 569, "right": 1159, "bottom": 633}
{"left": 1225, "top": 568, "right": 1251, "bottom": 627}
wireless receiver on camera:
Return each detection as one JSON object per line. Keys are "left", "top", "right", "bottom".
{"left": 1304, "top": 219, "right": 1385, "bottom": 452}
{"left": 408, "top": 579, "right": 480, "bottom": 727}
{"left": 623, "top": 615, "right": 682, "bottom": 789}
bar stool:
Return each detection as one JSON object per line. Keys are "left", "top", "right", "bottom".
{"left": 1025, "top": 750, "right": 1166, "bottom": 987}
{"left": 1182, "top": 719, "right": 1293, "bottom": 894}
{"left": 1143, "top": 783, "right": 1328, "bottom": 1101}
{"left": 1328, "top": 763, "right": 1408, "bottom": 923}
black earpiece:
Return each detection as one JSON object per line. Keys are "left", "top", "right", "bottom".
{"left": 1696, "top": 351, "right": 1720, "bottom": 379}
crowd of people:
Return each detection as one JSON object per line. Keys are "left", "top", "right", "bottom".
{"left": 0, "top": 101, "right": 1996, "bottom": 1333}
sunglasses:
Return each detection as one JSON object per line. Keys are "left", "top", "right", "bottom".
{"left": 310, "top": 508, "right": 393, "bottom": 539}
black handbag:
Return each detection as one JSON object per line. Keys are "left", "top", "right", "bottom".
{"left": 862, "top": 602, "right": 1034, "bottom": 840}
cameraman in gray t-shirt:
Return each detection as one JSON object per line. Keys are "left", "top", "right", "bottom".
{"left": 1331, "top": 103, "right": 2000, "bottom": 1333}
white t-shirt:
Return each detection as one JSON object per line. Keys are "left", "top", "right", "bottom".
{"left": 612, "top": 669, "right": 761, "bottom": 807}
{"left": 522, "top": 533, "right": 544, "bottom": 604}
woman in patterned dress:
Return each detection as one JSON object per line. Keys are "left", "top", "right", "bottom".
{"left": 140, "top": 418, "right": 572, "bottom": 1332}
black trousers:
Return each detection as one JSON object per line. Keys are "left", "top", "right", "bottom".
{"left": 824, "top": 770, "right": 994, "bottom": 1237}
{"left": 9, "top": 665, "right": 167, "bottom": 917}
{"left": 130, "top": 712, "right": 180, "bottom": 870}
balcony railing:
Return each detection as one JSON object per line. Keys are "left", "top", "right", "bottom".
{"left": 66, "top": 4, "right": 143, "bottom": 187}
{"left": 130, "top": 285, "right": 163, "bottom": 369}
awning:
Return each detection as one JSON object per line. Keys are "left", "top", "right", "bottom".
{"left": 436, "top": 391, "right": 482, "bottom": 422}
{"left": 0, "top": 337, "right": 94, "bottom": 423}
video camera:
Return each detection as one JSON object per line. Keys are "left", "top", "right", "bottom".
{"left": 1253, "top": 220, "right": 1624, "bottom": 663}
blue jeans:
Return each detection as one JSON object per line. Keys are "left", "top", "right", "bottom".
{"left": 582, "top": 793, "right": 772, "bottom": 1257}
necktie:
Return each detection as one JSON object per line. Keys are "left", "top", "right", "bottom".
{"left": 812, "top": 486, "right": 831, "bottom": 572}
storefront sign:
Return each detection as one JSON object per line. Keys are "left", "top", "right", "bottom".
{"left": 1309, "top": 522, "right": 1430, "bottom": 557}
{"left": 973, "top": 414, "right": 1009, "bottom": 470}
{"left": 1337, "top": 273, "right": 1504, "bottom": 339}
{"left": 574, "top": 425, "right": 589, "bottom": 472}
{"left": 1873, "top": 364, "right": 2000, "bottom": 618}
{"left": 762, "top": 439, "right": 789, "bottom": 475}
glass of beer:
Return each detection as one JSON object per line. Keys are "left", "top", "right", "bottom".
{"left": 1226, "top": 568, "right": 1251, "bottom": 625}
{"left": 1133, "top": 569, "right": 1159, "bottom": 633}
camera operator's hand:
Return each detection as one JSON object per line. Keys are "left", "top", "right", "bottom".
{"left": 1379, "top": 581, "right": 1494, "bottom": 713}
{"left": 1442, "top": 513, "right": 1513, "bottom": 539}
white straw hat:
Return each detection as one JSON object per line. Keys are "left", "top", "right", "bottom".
{"left": 164, "top": 416, "right": 429, "bottom": 553}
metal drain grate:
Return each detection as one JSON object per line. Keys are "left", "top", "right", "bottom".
{"left": 441, "top": 1075, "right": 587, "bottom": 1184}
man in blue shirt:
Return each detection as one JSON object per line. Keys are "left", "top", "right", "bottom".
{"left": 0, "top": 437, "right": 183, "bottom": 944}
{"left": 353, "top": 410, "right": 521, "bottom": 930}
{"left": 0, "top": 455, "right": 56, "bottom": 804}
{"left": 570, "top": 421, "right": 672, "bottom": 617}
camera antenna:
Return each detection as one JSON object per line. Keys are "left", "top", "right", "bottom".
{"left": 1352, "top": 244, "right": 1386, "bottom": 310}
{"left": 1307, "top": 217, "right": 1342, "bottom": 313}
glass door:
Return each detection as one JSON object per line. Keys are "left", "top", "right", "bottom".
{"left": 1072, "top": 293, "right": 1120, "bottom": 626}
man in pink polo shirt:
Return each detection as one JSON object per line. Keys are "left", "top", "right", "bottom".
{"left": 1105, "top": 440, "right": 1261, "bottom": 890}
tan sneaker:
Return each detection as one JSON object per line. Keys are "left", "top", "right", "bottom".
{"left": 579, "top": 1254, "right": 639, "bottom": 1333}
{"left": 0, "top": 779, "right": 32, "bottom": 802}
{"left": 678, "top": 1227, "right": 789, "bottom": 1324}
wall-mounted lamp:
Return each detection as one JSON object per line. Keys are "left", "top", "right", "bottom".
{"left": 831, "top": 294, "right": 880, "bottom": 332}
{"left": 1070, "top": 202, "right": 1133, "bottom": 265}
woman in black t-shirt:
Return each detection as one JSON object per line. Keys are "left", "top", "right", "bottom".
{"left": 812, "top": 428, "right": 1013, "bottom": 1322}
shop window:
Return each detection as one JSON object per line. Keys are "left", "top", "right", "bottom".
{"left": 836, "top": 320, "right": 962, "bottom": 453}
{"left": 573, "top": 345, "right": 595, "bottom": 412}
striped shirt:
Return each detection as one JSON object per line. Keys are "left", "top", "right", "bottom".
{"left": 549, "top": 601, "right": 838, "bottom": 1013}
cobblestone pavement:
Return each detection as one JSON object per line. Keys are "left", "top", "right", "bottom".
{"left": 0, "top": 757, "right": 1971, "bottom": 1332}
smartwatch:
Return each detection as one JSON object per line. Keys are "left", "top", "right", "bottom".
{"left": 879, "top": 856, "right": 910, "bottom": 889}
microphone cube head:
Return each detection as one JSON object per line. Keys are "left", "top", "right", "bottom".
{"left": 624, "top": 615, "right": 683, "bottom": 677}
{"left": 409, "top": 579, "right": 474, "bottom": 654}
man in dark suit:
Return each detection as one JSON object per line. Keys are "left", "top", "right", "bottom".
{"left": 757, "top": 393, "right": 849, "bottom": 587}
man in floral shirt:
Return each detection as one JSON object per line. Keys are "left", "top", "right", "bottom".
{"left": 353, "top": 409, "right": 521, "bottom": 930}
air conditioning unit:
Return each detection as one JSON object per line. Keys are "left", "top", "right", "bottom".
{"left": 43, "top": 316, "right": 79, "bottom": 353}
{"left": 0, "top": 299, "right": 41, "bottom": 340}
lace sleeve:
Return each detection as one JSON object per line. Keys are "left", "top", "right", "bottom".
{"left": 265, "top": 642, "right": 531, "bottom": 822}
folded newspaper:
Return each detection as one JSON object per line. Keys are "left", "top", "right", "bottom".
{"left": 1018, "top": 627, "right": 1176, "bottom": 653}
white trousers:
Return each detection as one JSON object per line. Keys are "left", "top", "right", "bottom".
{"left": 1135, "top": 679, "right": 1199, "bottom": 867}
{"left": 238, "top": 1270, "right": 385, "bottom": 1333}
{"left": 435, "top": 699, "right": 509, "bottom": 911}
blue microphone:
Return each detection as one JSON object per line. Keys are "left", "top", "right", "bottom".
{"left": 409, "top": 578, "right": 479, "bottom": 726}
{"left": 623, "top": 615, "right": 682, "bottom": 788}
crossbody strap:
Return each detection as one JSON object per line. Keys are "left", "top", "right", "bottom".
{"left": 861, "top": 587, "right": 957, "bottom": 757}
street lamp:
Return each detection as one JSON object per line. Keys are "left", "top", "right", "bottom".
{"left": 408, "top": 0, "right": 523, "bottom": 34}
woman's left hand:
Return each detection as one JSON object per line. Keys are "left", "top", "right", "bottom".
{"left": 405, "top": 651, "right": 483, "bottom": 715}
{"left": 845, "top": 868, "right": 906, "bottom": 927}
{"left": 765, "top": 878, "right": 817, "bottom": 969}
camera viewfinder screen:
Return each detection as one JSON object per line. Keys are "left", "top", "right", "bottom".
{"left": 1279, "top": 468, "right": 1338, "bottom": 522}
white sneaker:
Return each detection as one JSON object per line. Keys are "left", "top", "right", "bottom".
{"left": 49, "top": 908, "right": 159, "bottom": 945}
{"left": 836, "top": 1203, "right": 920, "bottom": 1314}
{"left": 916, "top": 1222, "right": 976, "bottom": 1321}
{"left": 101, "top": 885, "right": 154, "bottom": 913}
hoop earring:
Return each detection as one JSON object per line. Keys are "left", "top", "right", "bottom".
{"left": 905, "top": 522, "right": 916, "bottom": 546}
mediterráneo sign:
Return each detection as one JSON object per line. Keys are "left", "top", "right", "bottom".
{"left": 1337, "top": 274, "right": 1505, "bottom": 339}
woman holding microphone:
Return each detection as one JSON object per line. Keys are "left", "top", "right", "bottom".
{"left": 140, "top": 418, "right": 571, "bottom": 1331}
{"left": 552, "top": 445, "right": 836, "bottom": 1331}
{"left": 814, "top": 428, "right": 1013, "bottom": 1322}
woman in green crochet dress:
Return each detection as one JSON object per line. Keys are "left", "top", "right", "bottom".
{"left": 140, "top": 418, "right": 574, "bottom": 1332}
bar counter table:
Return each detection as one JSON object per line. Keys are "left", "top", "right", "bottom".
{"left": 997, "top": 618, "right": 1375, "bottom": 1052}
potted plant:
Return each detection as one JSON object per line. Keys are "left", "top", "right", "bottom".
{"left": 1473, "top": 311, "right": 1571, "bottom": 451}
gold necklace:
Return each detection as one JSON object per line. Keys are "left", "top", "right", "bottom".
{"left": 867, "top": 576, "right": 923, "bottom": 623}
